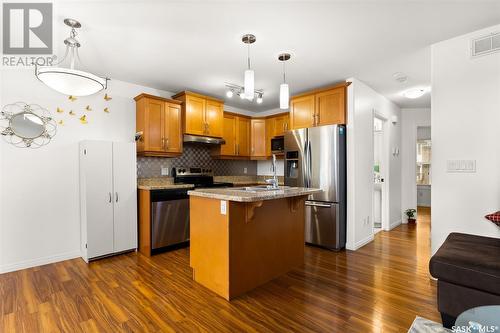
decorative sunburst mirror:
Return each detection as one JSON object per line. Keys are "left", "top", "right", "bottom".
{"left": 0, "top": 102, "right": 57, "bottom": 148}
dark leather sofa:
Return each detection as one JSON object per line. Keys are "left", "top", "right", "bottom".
{"left": 429, "top": 233, "right": 500, "bottom": 328}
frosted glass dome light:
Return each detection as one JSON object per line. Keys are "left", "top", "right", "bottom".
{"left": 35, "top": 18, "right": 108, "bottom": 97}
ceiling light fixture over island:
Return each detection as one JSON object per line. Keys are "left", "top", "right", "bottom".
{"left": 188, "top": 186, "right": 321, "bottom": 300}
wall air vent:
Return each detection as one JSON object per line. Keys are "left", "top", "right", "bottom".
{"left": 471, "top": 32, "right": 500, "bottom": 57}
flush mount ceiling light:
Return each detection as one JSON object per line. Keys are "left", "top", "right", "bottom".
{"left": 35, "top": 18, "right": 108, "bottom": 97}
{"left": 278, "top": 53, "right": 291, "bottom": 109}
{"left": 225, "top": 82, "right": 263, "bottom": 104}
{"left": 402, "top": 87, "right": 429, "bottom": 99}
{"left": 242, "top": 34, "right": 256, "bottom": 100}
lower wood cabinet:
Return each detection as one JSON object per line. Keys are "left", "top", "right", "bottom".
{"left": 79, "top": 141, "right": 137, "bottom": 262}
{"left": 135, "top": 94, "right": 183, "bottom": 157}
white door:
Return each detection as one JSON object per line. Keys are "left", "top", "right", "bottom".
{"left": 83, "top": 141, "right": 114, "bottom": 258}
{"left": 112, "top": 142, "right": 137, "bottom": 253}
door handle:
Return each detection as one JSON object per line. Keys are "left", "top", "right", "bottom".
{"left": 115, "top": 192, "right": 119, "bottom": 203}
{"left": 108, "top": 192, "right": 112, "bottom": 203}
{"left": 165, "top": 138, "right": 169, "bottom": 149}
{"left": 305, "top": 201, "right": 333, "bottom": 208}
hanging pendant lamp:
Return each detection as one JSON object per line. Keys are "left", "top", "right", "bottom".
{"left": 242, "top": 34, "right": 256, "bottom": 100}
{"left": 278, "top": 53, "right": 291, "bottom": 109}
{"left": 35, "top": 19, "right": 108, "bottom": 97}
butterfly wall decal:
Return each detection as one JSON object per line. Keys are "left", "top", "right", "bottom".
{"left": 79, "top": 115, "right": 88, "bottom": 124}
{"left": 104, "top": 107, "right": 110, "bottom": 113}
{"left": 104, "top": 93, "right": 112, "bottom": 101}
{"left": 56, "top": 107, "right": 64, "bottom": 113}
{"left": 68, "top": 95, "right": 77, "bottom": 102}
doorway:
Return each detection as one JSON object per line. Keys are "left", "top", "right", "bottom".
{"left": 416, "top": 126, "right": 431, "bottom": 217}
{"left": 372, "top": 114, "right": 389, "bottom": 233}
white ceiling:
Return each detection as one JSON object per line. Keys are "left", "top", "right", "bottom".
{"left": 55, "top": 0, "right": 500, "bottom": 112}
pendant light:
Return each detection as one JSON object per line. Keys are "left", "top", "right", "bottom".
{"left": 242, "top": 34, "right": 256, "bottom": 100}
{"left": 35, "top": 19, "right": 108, "bottom": 96}
{"left": 278, "top": 53, "right": 291, "bottom": 109}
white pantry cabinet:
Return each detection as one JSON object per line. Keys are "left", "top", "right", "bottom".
{"left": 79, "top": 141, "right": 137, "bottom": 262}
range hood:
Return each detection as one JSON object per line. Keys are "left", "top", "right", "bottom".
{"left": 183, "top": 134, "right": 226, "bottom": 145}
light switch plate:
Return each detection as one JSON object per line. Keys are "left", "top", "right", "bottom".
{"left": 161, "top": 167, "right": 169, "bottom": 176}
{"left": 447, "top": 160, "right": 476, "bottom": 173}
{"left": 243, "top": 167, "right": 247, "bottom": 174}
{"left": 220, "top": 200, "right": 227, "bottom": 215}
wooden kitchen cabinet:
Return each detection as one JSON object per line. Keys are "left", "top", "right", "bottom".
{"left": 315, "top": 86, "right": 346, "bottom": 125}
{"left": 172, "top": 91, "right": 224, "bottom": 138}
{"left": 205, "top": 100, "right": 224, "bottom": 138}
{"left": 290, "top": 94, "right": 315, "bottom": 129}
{"left": 290, "top": 82, "right": 350, "bottom": 129}
{"left": 219, "top": 114, "right": 237, "bottom": 156}
{"left": 272, "top": 114, "right": 290, "bottom": 137}
{"left": 135, "top": 94, "right": 183, "bottom": 157}
{"left": 250, "top": 119, "right": 266, "bottom": 158}
{"left": 212, "top": 113, "right": 251, "bottom": 159}
{"left": 237, "top": 117, "right": 250, "bottom": 156}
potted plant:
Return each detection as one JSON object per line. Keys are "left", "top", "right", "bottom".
{"left": 405, "top": 209, "right": 417, "bottom": 224}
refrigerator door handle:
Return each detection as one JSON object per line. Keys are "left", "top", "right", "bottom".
{"left": 305, "top": 201, "right": 334, "bottom": 208}
{"left": 303, "top": 139, "right": 309, "bottom": 187}
{"left": 307, "top": 139, "right": 312, "bottom": 188}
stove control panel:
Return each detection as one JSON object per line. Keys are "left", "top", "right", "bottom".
{"left": 173, "top": 167, "right": 213, "bottom": 176}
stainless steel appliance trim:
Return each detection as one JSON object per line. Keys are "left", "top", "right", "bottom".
{"left": 305, "top": 201, "right": 333, "bottom": 208}
{"left": 183, "top": 134, "right": 225, "bottom": 145}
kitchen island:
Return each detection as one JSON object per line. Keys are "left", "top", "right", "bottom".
{"left": 188, "top": 186, "right": 321, "bottom": 300}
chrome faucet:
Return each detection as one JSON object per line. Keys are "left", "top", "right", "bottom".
{"left": 266, "top": 154, "right": 279, "bottom": 189}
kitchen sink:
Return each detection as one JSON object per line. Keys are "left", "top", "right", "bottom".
{"left": 231, "top": 185, "right": 292, "bottom": 192}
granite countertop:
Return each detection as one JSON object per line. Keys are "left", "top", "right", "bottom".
{"left": 188, "top": 187, "right": 321, "bottom": 203}
{"left": 138, "top": 176, "right": 285, "bottom": 190}
{"left": 214, "top": 175, "right": 285, "bottom": 186}
{"left": 137, "top": 177, "right": 194, "bottom": 190}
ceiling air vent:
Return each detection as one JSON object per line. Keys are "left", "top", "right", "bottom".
{"left": 471, "top": 32, "right": 500, "bottom": 57}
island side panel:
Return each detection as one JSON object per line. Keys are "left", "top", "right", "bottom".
{"left": 189, "top": 196, "right": 230, "bottom": 300}
{"left": 228, "top": 196, "right": 307, "bottom": 299}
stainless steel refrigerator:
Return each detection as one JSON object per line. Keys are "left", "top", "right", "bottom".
{"left": 284, "top": 125, "right": 346, "bottom": 250}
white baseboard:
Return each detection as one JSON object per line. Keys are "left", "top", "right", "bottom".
{"left": 346, "top": 234, "right": 374, "bottom": 251}
{"left": 387, "top": 219, "right": 402, "bottom": 231}
{"left": 0, "top": 251, "right": 81, "bottom": 274}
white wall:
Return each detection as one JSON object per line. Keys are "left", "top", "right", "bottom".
{"left": 346, "top": 78, "right": 402, "bottom": 250}
{"left": 257, "top": 160, "right": 284, "bottom": 176}
{"left": 431, "top": 24, "right": 500, "bottom": 254}
{"left": 0, "top": 69, "right": 173, "bottom": 273}
{"left": 401, "top": 108, "right": 431, "bottom": 218}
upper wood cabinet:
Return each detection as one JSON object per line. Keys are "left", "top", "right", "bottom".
{"left": 267, "top": 113, "right": 290, "bottom": 138}
{"left": 172, "top": 91, "right": 224, "bottom": 138}
{"left": 205, "top": 100, "right": 224, "bottom": 138}
{"left": 290, "top": 94, "right": 315, "bottom": 129}
{"left": 212, "top": 113, "right": 251, "bottom": 158}
{"left": 237, "top": 117, "right": 250, "bottom": 157}
{"left": 250, "top": 119, "right": 266, "bottom": 158}
{"left": 135, "top": 94, "right": 183, "bottom": 157}
{"left": 290, "top": 82, "right": 350, "bottom": 129}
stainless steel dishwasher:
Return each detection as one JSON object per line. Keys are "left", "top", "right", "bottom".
{"left": 150, "top": 189, "right": 190, "bottom": 253}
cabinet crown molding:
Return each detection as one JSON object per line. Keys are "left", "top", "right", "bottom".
{"left": 134, "top": 93, "right": 182, "bottom": 104}
{"left": 291, "top": 81, "right": 351, "bottom": 99}
{"left": 172, "top": 91, "right": 224, "bottom": 103}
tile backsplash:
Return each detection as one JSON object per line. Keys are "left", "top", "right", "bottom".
{"left": 137, "top": 143, "right": 257, "bottom": 178}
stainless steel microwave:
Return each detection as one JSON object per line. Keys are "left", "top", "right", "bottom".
{"left": 271, "top": 136, "right": 284, "bottom": 153}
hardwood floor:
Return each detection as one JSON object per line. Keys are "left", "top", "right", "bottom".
{"left": 0, "top": 209, "right": 438, "bottom": 332}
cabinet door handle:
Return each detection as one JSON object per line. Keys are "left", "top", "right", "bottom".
{"left": 109, "top": 192, "right": 112, "bottom": 203}
{"left": 165, "top": 138, "right": 169, "bottom": 149}
{"left": 115, "top": 192, "right": 119, "bottom": 203}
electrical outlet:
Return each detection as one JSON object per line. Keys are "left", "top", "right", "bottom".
{"left": 243, "top": 167, "right": 247, "bottom": 174}
{"left": 161, "top": 167, "right": 169, "bottom": 176}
